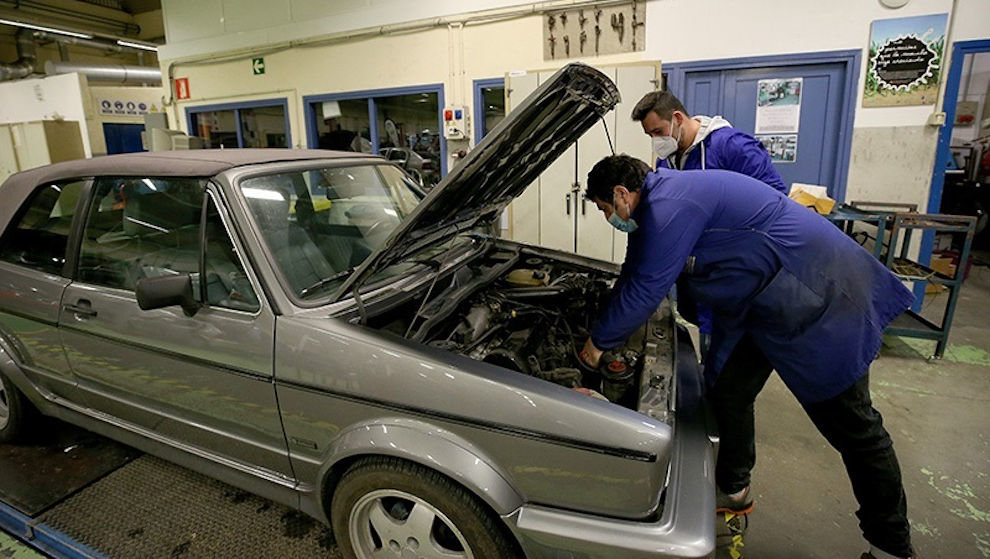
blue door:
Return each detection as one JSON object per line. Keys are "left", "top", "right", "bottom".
{"left": 103, "top": 123, "right": 146, "bottom": 154}
{"left": 683, "top": 62, "right": 847, "bottom": 195}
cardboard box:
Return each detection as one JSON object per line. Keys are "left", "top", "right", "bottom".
{"left": 789, "top": 183, "right": 836, "bottom": 215}
{"left": 930, "top": 256, "right": 956, "bottom": 277}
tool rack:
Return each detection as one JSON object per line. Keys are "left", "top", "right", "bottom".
{"left": 825, "top": 201, "right": 919, "bottom": 260}
{"left": 882, "top": 213, "right": 978, "bottom": 359}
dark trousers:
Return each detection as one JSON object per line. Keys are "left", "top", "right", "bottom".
{"left": 710, "top": 334, "right": 913, "bottom": 558}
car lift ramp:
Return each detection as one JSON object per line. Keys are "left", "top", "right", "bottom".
{"left": 0, "top": 423, "right": 341, "bottom": 558}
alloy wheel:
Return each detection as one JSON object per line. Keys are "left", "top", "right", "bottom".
{"left": 349, "top": 488, "right": 473, "bottom": 559}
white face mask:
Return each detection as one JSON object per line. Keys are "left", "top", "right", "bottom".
{"left": 651, "top": 117, "right": 681, "bottom": 167}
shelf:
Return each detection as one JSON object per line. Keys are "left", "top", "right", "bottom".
{"left": 887, "top": 214, "right": 978, "bottom": 233}
{"left": 886, "top": 310, "right": 943, "bottom": 340}
{"left": 889, "top": 257, "right": 956, "bottom": 284}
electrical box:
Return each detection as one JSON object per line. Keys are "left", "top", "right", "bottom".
{"left": 443, "top": 106, "right": 467, "bottom": 140}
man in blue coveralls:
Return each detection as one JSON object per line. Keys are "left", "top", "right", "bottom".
{"left": 633, "top": 90, "right": 782, "bottom": 398}
{"left": 578, "top": 155, "right": 915, "bottom": 559}
{"left": 632, "top": 90, "right": 786, "bottom": 193}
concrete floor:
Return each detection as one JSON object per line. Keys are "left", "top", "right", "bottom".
{"left": 737, "top": 258, "right": 990, "bottom": 558}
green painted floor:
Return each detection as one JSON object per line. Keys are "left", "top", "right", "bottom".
{"left": 0, "top": 530, "right": 44, "bottom": 559}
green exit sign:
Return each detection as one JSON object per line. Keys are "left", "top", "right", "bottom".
{"left": 252, "top": 57, "right": 265, "bottom": 75}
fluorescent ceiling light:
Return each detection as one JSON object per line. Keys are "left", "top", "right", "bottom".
{"left": 0, "top": 18, "right": 93, "bottom": 39}
{"left": 117, "top": 39, "right": 158, "bottom": 52}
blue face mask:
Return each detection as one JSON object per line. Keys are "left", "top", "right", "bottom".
{"left": 608, "top": 212, "right": 638, "bottom": 233}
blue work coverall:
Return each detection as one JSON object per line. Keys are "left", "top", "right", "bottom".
{"left": 592, "top": 167, "right": 912, "bottom": 400}
{"left": 659, "top": 124, "right": 787, "bottom": 195}
{"left": 658, "top": 122, "right": 787, "bottom": 334}
{"left": 591, "top": 167, "right": 916, "bottom": 556}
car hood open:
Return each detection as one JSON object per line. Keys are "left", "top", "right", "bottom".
{"left": 334, "top": 63, "right": 620, "bottom": 300}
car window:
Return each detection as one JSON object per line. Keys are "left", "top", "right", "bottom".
{"left": 204, "top": 193, "right": 261, "bottom": 313}
{"left": 239, "top": 163, "right": 422, "bottom": 300}
{"left": 76, "top": 177, "right": 260, "bottom": 313}
{"left": 0, "top": 180, "right": 85, "bottom": 275}
{"left": 78, "top": 177, "right": 204, "bottom": 291}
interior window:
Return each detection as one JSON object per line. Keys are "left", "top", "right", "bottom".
{"left": 0, "top": 180, "right": 85, "bottom": 275}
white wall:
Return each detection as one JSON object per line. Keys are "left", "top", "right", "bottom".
{"left": 157, "top": 0, "right": 990, "bottom": 212}
{"left": 159, "top": 0, "right": 536, "bottom": 60}
{"left": 0, "top": 73, "right": 92, "bottom": 156}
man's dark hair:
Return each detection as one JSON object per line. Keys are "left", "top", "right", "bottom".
{"left": 630, "top": 91, "right": 690, "bottom": 122}
{"left": 586, "top": 155, "right": 650, "bottom": 204}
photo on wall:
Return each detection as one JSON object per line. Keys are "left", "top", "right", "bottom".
{"left": 756, "top": 78, "right": 802, "bottom": 134}
{"left": 864, "top": 13, "right": 948, "bottom": 107}
{"left": 756, "top": 134, "right": 798, "bottom": 163}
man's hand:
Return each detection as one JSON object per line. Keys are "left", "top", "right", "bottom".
{"left": 580, "top": 338, "right": 604, "bottom": 369}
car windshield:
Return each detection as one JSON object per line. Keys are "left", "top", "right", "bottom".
{"left": 239, "top": 163, "right": 422, "bottom": 300}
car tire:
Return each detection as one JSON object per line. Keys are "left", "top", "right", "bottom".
{"left": 0, "top": 370, "right": 33, "bottom": 443}
{"left": 331, "top": 456, "right": 521, "bottom": 559}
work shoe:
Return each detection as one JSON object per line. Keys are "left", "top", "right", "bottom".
{"left": 716, "top": 486, "right": 754, "bottom": 514}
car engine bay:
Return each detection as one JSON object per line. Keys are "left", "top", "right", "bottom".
{"left": 366, "top": 245, "right": 673, "bottom": 414}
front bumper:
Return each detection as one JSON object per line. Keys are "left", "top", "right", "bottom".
{"left": 504, "top": 401, "right": 715, "bottom": 558}
{"left": 504, "top": 320, "right": 715, "bottom": 558}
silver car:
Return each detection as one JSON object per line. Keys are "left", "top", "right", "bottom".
{"left": 0, "top": 64, "right": 715, "bottom": 558}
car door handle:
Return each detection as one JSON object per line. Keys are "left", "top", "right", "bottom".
{"left": 63, "top": 301, "right": 98, "bottom": 318}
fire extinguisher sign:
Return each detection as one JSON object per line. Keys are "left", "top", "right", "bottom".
{"left": 175, "top": 78, "right": 191, "bottom": 100}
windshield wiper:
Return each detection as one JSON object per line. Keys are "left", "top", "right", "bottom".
{"left": 299, "top": 268, "right": 355, "bottom": 298}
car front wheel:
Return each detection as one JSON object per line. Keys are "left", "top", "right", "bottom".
{"left": 0, "top": 370, "right": 32, "bottom": 443}
{"left": 331, "top": 456, "right": 520, "bottom": 559}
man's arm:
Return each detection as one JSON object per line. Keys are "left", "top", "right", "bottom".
{"left": 590, "top": 198, "right": 709, "bottom": 351}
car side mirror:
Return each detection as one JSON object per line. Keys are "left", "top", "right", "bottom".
{"left": 136, "top": 274, "right": 200, "bottom": 316}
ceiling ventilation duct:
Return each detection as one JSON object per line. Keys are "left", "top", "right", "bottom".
{"left": 0, "top": 29, "right": 38, "bottom": 81}
{"left": 45, "top": 60, "right": 161, "bottom": 85}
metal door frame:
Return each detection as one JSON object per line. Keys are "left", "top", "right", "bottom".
{"left": 920, "top": 39, "right": 990, "bottom": 266}
{"left": 664, "top": 50, "right": 861, "bottom": 203}
{"left": 473, "top": 77, "right": 505, "bottom": 146}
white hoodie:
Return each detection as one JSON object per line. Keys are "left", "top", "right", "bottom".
{"left": 669, "top": 115, "right": 733, "bottom": 170}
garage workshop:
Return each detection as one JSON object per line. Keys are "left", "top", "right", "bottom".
{"left": 0, "top": 1, "right": 988, "bottom": 558}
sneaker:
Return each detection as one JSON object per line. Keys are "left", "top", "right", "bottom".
{"left": 716, "top": 486, "right": 754, "bottom": 514}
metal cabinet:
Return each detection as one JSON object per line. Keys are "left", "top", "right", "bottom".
{"left": 506, "top": 62, "right": 660, "bottom": 263}
{"left": 0, "top": 121, "right": 86, "bottom": 184}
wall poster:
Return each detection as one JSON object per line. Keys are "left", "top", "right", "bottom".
{"left": 756, "top": 134, "right": 798, "bottom": 163}
{"left": 864, "top": 13, "right": 947, "bottom": 107}
{"left": 756, "top": 78, "right": 802, "bottom": 134}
